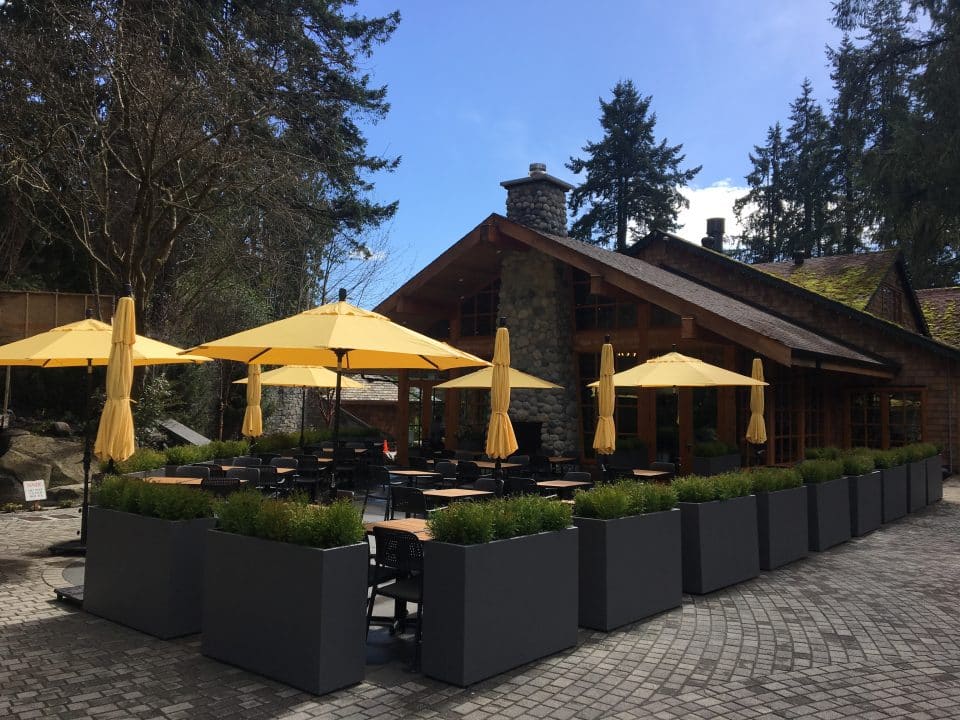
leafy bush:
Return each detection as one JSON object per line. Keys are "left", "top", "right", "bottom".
{"left": 916, "top": 442, "right": 939, "bottom": 459}
{"left": 106, "top": 447, "right": 167, "bottom": 474}
{"left": 748, "top": 467, "right": 802, "bottom": 493}
{"left": 164, "top": 444, "right": 204, "bottom": 466}
{"left": 871, "top": 448, "right": 898, "bottom": 469}
{"left": 215, "top": 492, "right": 363, "bottom": 549}
{"left": 427, "top": 495, "right": 573, "bottom": 545}
{"left": 897, "top": 442, "right": 938, "bottom": 462}
{"left": 805, "top": 446, "right": 842, "bottom": 460}
{"left": 573, "top": 481, "right": 677, "bottom": 519}
{"left": 797, "top": 459, "right": 844, "bottom": 483}
{"left": 714, "top": 472, "right": 753, "bottom": 500}
{"left": 841, "top": 451, "right": 875, "bottom": 476}
{"left": 672, "top": 475, "right": 716, "bottom": 503}
{"left": 692, "top": 440, "right": 738, "bottom": 457}
{"left": 1, "top": 502, "right": 24, "bottom": 513}
{"left": 95, "top": 475, "right": 214, "bottom": 520}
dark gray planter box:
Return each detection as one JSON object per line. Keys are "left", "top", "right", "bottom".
{"left": 422, "top": 527, "right": 578, "bottom": 686}
{"left": 691, "top": 454, "right": 741, "bottom": 477}
{"left": 881, "top": 465, "right": 908, "bottom": 522}
{"left": 926, "top": 454, "right": 943, "bottom": 504}
{"left": 907, "top": 460, "right": 926, "bottom": 511}
{"left": 574, "top": 510, "right": 681, "bottom": 631}
{"left": 848, "top": 471, "right": 882, "bottom": 536}
{"left": 679, "top": 495, "right": 759, "bottom": 594}
{"left": 201, "top": 531, "right": 367, "bottom": 696}
{"left": 755, "top": 486, "right": 808, "bottom": 570}
{"left": 84, "top": 507, "right": 215, "bottom": 639}
{"left": 807, "top": 477, "right": 851, "bottom": 551}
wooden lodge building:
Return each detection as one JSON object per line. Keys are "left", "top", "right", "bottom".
{"left": 374, "top": 164, "right": 960, "bottom": 472}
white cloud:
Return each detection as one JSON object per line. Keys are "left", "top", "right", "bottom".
{"left": 676, "top": 180, "right": 748, "bottom": 243}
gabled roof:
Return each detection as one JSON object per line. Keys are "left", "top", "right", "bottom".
{"left": 379, "top": 214, "right": 894, "bottom": 376}
{"left": 752, "top": 251, "right": 898, "bottom": 311}
{"left": 917, "top": 288, "right": 960, "bottom": 348}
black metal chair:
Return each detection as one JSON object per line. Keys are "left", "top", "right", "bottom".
{"left": 224, "top": 466, "right": 260, "bottom": 486}
{"left": 388, "top": 486, "right": 430, "bottom": 519}
{"left": 362, "top": 465, "right": 403, "bottom": 519}
{"left": 175, "top": 465, "right": 210, "bottom": 480}
{"left": 256, "top": 452, "right": 281, "bottom": 465}
{"left": 270, "top": 456, "right": 299, "bottom": 469}
{"left": 408, "top": 455, "right": 430, "bottom": 471}
{"left": 563, "top": 471, "right": 592, "bottom": 482}
{"left": 528, "top": 454, "right": 552, "bottom": 479}
{"left": 366, "top": 528, "right": 424, "bottom": 668}
{"left": 231, "top": 455, "right": 262, "bottom": 467}
{"left": 194, "top": 462, "right": 225, "bottom": 477}
{"left": 473, "top": 476, "right": 504, "bottom": 496}
{"left": 200, "top": 476, "right": 241, "bottom": 497}
{"left": 332, "top": 448, "right": 358, "bottom": 488}
{"left": 457, "top": 460, "right": 483, "bottom": 487}
{"left": 650, "top": 461, "right": 676, "bottom": 481}
{"left": 503, "top": 476, "right": 540, "bottom": 496}
{"left": 434, "top": 460, "right": 458, "bottom": 488}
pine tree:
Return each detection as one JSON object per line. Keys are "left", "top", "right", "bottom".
{"left": 734, "top": 124, "right": 789, "bottom": 262}
{"left": 566, "top": 80, "right": 701, "bottom": 252}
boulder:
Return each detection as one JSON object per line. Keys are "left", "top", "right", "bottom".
{"left": 0, "top": 430, "right": 85, "bottom": 502}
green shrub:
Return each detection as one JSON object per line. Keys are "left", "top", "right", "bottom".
{"left": 164, "top": 445, "right": 204, "bottom": 466}
{"left": 917, "top": 442, "right": 939, "bottom": 459}
{"left": 748, "top": 467, "right": 802, "bottom": 493}
{"left": 805, "top": 446, "right": 842, "bottom": 460}
{"left": 841, "top": 451, "right": 875, "bottom": 476}
{"left": 692, "top": 440, "right": 738, "bottom": 457}
{"left": 573, "top": 481, "right": 677, "bottom": 519}
{"left": 797, "top": 459, "right": 844, "bottom": 483}
{"left": 638, "top": 482, "right": 678, "bottom": 512}
{"left": 216, "top": 493, "right": 363, "bottom": 549}
{"left": 106, "top": 447, "right": 167, "bottom": 475}
{"left": 95, "top": 476, "right": 214, "bottom": 520}
{"left": 1, "top": 502, "right": 24, "bottom": 513}
{"left": 871, "top": 448, "right": 897, "bottom": 469}
{"left": 898, "top": 442, "right": 937, "bottom": 462}
{"left": 427, "top": 495, "right": 572, "bottom": 545}
{"left": 714, "top": 472, "right": 754, "bottom": 500}
{"left": 254, "top": 499, "right": 292, "bottom": 542}
{"left": 672, "top": 475, "right": 716, "bottom": 503}
{"left": 216, "top": 489, "right": 264, "bottom": 536}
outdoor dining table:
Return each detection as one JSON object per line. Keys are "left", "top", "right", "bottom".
{"left": 388, "top": 469, "right": 442, "bottom": 486}
{"left": 364, "top": 517, "right": 431, "bottom": 541}
{"left": 548, "top": 456, "right": 577, "bottom": 474}
{"left": 537, "top": 479, "right": 592, "bottom": 500}
{"left": 631, "top": 469, "right": 672, "bottom": 481}
{"left": 143, "top": 476, "right": 249, "bottom": 487}
{"left": 422, "top": 488, "right": 493, "bottom": 504}
{"left": 217, "top": 465, "right": 298, "bottom": 475}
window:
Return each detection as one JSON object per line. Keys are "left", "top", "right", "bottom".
{"left": 848, "top": 388, "right": 924, "bottom": 449}
{"left": 888, "top": 390, "right": 922, "bottom": 446}
{"left": 773, "top": 383, "right": 801, "bottom": 464}
{"left": 804, "top": 381, "right": 825, "bottom": 450}
{"left": 460, "top": 280, "right": 500, "bottom": 336}
{"left": 572, "top": 270, "right": 637, "bottom": 331}
{"left": 577, "top": 352, "right": 639, "bottom": 457}
{"left": 849, "top": 391, "right": 882, "bottom": 448}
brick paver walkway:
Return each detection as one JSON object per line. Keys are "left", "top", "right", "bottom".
{"left": 1, "top": 483, "right": 959, "bottom": 719}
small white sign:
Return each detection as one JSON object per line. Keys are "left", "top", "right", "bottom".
{"left": 23, "top": 480, "right": 47, "bottom": 502}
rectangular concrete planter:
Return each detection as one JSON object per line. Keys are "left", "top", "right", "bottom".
{"left": 574, "top": 509, "right": 681, "bottom": 631}
{"left": 690, "top": 454, "right": 741, "bottom": 477}
{"left": 755, "top": 486, "right": 808, "bottom": 571}
{"left": 84, "top": 507, "right": 215, "bottom": 639}
{"left": 926, "top": 454, "right": 943, "bottom": 504}
{"left": 881, "top": 465, "right": 908, "bottom": 522}
{"left": 907, "top": 460, "right": 926, "bottom": 511}
{"left": 201, "top": 530, "right": 367, "bottom": 696}
{"left": 807, "top": 477, "right": 851, "bottom": 551}
{"left": 848, "top": 471, "right": 882, "bottom": 536}
{"left": 679, "top": 495, "right": 759, "bottom": 594}
{"left": 422, "top": 527, "right": 578, "bottom": 687}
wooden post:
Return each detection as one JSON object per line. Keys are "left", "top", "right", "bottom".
{"left": 396, "top": 371, "right": 410, "bottom": 466}
{"left": 678, "top": 388, "right": 693, "bottom": 473}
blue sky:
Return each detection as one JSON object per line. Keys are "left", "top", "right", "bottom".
{"left": 352, "top": 1, "right": 844, "bottom": 304}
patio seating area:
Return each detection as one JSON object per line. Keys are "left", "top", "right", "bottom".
{"left": 1, "top": 480, "right": 958, "bottom": 718}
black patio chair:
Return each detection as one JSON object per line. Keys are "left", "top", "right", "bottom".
{"left": 434, "top": 460, "right": 458, "bottom": 488}
{"left": 361, "top": 465, "right": 403, "bottom": 520}
{"left": 224, "top": 466, "right": 260, "bottom": 487}
{"left": 366, "top": 528, "right": 424, "bottom": 669}
{"left": 388, "top": 486, "right": 431, "bottom": 519}
{"left": 175, "top": 465, "right": 210, "bottom": 480}
{"left": 473, "top": 476, "right": 504, "bottom": 496}
{"left": 457, "top": 460, "right": 483, "bottom": 486}
{"left": 230, "top": 455, "right": 262, "bottom": 467}
{"left": 503, "top": 476, "right": 539, "bottom": 496}
{"left": 650, "top": 461, "right": 676, "bottom": 481}
{"left": 528, "top": 454, "right": 552, "bottom": 479}
{"left": 200, "top": 476, "right": 241, "bottom": 497}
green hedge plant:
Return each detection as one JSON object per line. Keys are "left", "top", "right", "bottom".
{"left": 748, "top": 467, "right": 802, "bottom": 493}
{"left": 216, "top": 490, "right": 364, "bottom": 549}
{"left": 572, "top": 481, "right": 677, "bottom": 519}
{"left": 427, "top": 495, "right": 572, "bottom": 545}
{"left": 672, "top": 472, "right": 755, "bottom": 502}
{"left": 96, "top": 476, "right": 214, "bottom": 520}
{"left": 107, "top": 448, "right": 168, "bottom": 474}
{"left": 692, "top": 440, "right": 738, "bottom": 457}
{"left": 841, "top": 450, "right": 875, "bottom": 476}
{"left": 805, "top": 446, "right": 842, "bottom": 460}
{"left": 796, "top": 459, "right": 844, "bottom": 483}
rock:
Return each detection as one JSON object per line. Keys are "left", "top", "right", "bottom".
{"left": 0, "top": 432, "right": 85, "bottom": 502}
{"left": 51, "top": 421, "right": 74, "bottom": 436}
{"left": 47, "top": 485, "right": 81, "bottom": 502}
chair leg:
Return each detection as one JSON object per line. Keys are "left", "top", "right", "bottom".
{"left": 365, "top": 584, "right": 378, "bottom": 639}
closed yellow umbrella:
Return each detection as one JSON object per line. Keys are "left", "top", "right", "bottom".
{"left": 485, "top": 322, "right": 518, "bottom": 463}
{"left": 745, "top": 358, "right": 767, "bottom": 445}
{"left": 93, "top": 296, "right": 136, "bottom": 463}
{"left": 592, "top": 338, "right": 616, "bottom": 456}
{"left": 434, "top": 365, "right": 560, "bottom": 390}
{"left": 242, "top": 363, "right": 263, "bottom": 438}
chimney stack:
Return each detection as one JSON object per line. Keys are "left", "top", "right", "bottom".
{"left": 501, "top": 163, "right": 574, "bottom": 237}
{"left": 701, "top": 217, "right": 725, "bottom": 252}
{"left": 793, "top": 251, "right": 806, "bottom": 266}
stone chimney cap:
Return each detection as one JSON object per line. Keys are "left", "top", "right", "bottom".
{"left": 500, "top": 163, "right": 575, "bottom": 191}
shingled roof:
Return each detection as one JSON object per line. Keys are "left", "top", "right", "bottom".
{"left": 917, "top": 288, "right": 960, "bottom": 348}
{"left": 752, "top": 251, "right": 898, "bottom": 311}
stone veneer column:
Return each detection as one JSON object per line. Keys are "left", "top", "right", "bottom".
{"left": 497, "top": 250, "right": 581, "bottom": 454}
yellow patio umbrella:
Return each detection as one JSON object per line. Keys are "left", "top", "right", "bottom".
{"left": 485, "top": 321, "right": 518, "bottom": 469}
{"left": 93, "top": 295, "right": 136, "bottom": 463}
{"left": 233, "top": 365, "right": 362, "bottom": 446}
{"left": 434, "top": 366, "right": 560, "bottom": 390}
{"left": 184, "top": 289, "right": 487, "bottom": 462}
{"left": 588, "top": 351, "right": 767, "bottom": 389}
{"left": 745, "top": 358, "right": 767, "bottom": 445}
{"left": 592, "top": 337, "right": 616, "bottom": 456}
{"left": 241, "top": 364, "right": 263, "bottom": 438}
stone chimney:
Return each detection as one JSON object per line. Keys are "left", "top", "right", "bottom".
{"left": 701, "top": 217, "right": 724, "bottom": 252}
{"left": 500, "top": 163, "right": 574, "bottom": 237}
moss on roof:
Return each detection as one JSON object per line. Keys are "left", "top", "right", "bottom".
{"left": 918, "top": 288, "right": 960, "bottom": 348}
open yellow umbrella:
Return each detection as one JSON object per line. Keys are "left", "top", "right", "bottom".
{"left": 241, "top": 364, "right": 263, "bottom": 438}
{"left": 745, "top": 358, "right": 767, "bottom": 445}
{"left": 588, "top": 351, "right": 767, "bottom": 389}
{"left": 485, "top": 321, "right": 518, "bottom": 468}
{"left": 434, "top": 366, "right": 560, "bottom": 390}
{"left": 592, "top": 337, "right": 616, "bottom": 456}
{"left": 93, "top": 296, "right": 136, "bottom": 463}
{"left": 234, "top": 365, "right": 362, "bottom": 447}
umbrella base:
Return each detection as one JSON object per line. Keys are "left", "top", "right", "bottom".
{"left": 49, "top": 539, "right": 86, "bottom": 556}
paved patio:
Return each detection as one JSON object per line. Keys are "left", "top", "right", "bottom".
{"left": 1, "top": 482, "right": 959, "bottom": 720}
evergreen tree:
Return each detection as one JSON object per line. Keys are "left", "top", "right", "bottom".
{"left": 733, "top": 124, "right": 789, "bottom": 262}
{"left": 566, "top": 80, "right": 700, "bottom": 252}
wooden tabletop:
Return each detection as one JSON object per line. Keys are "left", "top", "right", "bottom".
{"left": 537, "top": 479, "right": 593, "bottom": 489}
{"left": 388, "top": 469, "right": 442, "bottom": 477}
{"left": 473, "top": 461, "right": 521, "bottom": 470}
{"left": 548, "top": 456, "right": 576, "bottom": 464}
{"left": 144, "top": 476, "right": 249, "bottom": 486}
{"left": 631, "top": 469, "right": 672, "bottom": 479}
{"left": 364, "top": 518, "right": 431, "bottom": 541}
{"left": 422, "top": 488, "right": 493, "bottom": 499}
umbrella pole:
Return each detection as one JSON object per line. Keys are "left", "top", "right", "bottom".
{"left": 80, "top": 358, "right": 92, "bottom": 545}
{"left": 299, "top": 386, "right": 306, "bottom": 449}
{"left": 331, "top": 350, "right": 345, "bottom": 497}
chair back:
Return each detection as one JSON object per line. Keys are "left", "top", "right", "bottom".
{"left": 435, "top": 461, "right": 457, "bottom": 484}
{"left": 474, "top": 476, "right": 503, "bottom": 496}
{"left": 373, "top": 528, "right": 423, "bottom": 574}
{"left": 563, "top": 471, "right": 592, "bottom": 482}
{"left": 200, "top": 476, "right": 241, "bottom": 497}
{"left": 231, "top": 455, "right": 262, "bottom": 467}
{"left": 528, "top": 454, "right": 552, "bottom": 477}
{"left": 389, "top": 486, "right": 428, "bottom": 519}
{"left": 506, "top": 454, "right": 529, "bottom": 467}
{"left": 650, "top": 461, "right": 676, "bottom": 480}
{"left": 175, "top": 465, "right": 210, "bottom": 479}
{"left": 503, "top": 476, "right": 539, "bottom": 496}
{"left": 270, "top": 456, "right": 299, "bottom": 469}
{"left": 368, "top": 465, "right": 394, "bottom": 487}
{"left": 225, "top": 467, "right": 260, "bottom": 484}
{"left": 408, "top": 455, "right": 430, "bottom": 471}
{"left": 458, "top": 460, "right": 481, "bottom": 483}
